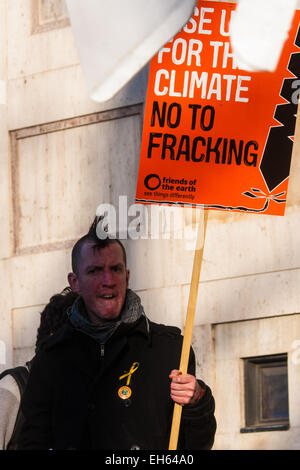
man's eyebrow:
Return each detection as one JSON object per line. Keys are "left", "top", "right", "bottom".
{"left": 85, "top": 263, "right": 103, "bottom": 270}
{"left": 85, "top": 262, "right": 124, "bottom": 270}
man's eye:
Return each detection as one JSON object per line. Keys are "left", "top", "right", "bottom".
{"left": 112, "top": 266, "right": 122, "bottom": 272}
{"left": 88, "top": 267, "right": 102, "bottom": 274}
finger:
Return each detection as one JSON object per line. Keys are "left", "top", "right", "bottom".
{"left": 171, "top": 391, "right": 194, "bottom": 405}
{"left": 171, "top": 382, "right": 196, "bottom": 393}
{"left": 171, "top": 389, "right": 194, "bottom": 398}
{"left": 171, "top": 373, "right": 196, "bottom": 384}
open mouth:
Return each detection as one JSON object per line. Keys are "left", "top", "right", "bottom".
{"left": 100, "top": 294, "right": 116, "bottom": 300}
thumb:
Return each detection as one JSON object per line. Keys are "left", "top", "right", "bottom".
{"left": 169, "top": 369, "right": 182, "bottom": 379}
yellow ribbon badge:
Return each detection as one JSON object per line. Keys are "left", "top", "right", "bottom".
{"left": 119, "top": 362, "right": 140, "bottom": 386}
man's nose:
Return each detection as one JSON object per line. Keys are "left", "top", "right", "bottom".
{"left": 102, "top": 268, "right": 115, "bottom": 286}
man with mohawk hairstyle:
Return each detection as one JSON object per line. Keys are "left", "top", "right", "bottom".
{"left": 18, "top": 218, "right": 216, "bottom": 450}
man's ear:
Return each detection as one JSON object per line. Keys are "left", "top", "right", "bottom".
{"left": 126, "top": 269, "right": 130, "bottom": 289}
{"left": 68, "top": 272, "right": 80, "bottom": 293}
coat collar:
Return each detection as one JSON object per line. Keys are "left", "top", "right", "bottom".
{"left": 42, "top": 313, "right": 151, "bottom": 353}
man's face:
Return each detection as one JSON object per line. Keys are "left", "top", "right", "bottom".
{"left": 68, "top": 241, "right": 129, "bottom": 323}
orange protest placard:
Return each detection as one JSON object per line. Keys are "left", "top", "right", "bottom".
{"left": 136, "top": 1, "right": 300, "bottom": 216}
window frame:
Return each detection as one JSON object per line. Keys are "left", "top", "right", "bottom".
{"left": 241, "top": 353, "right": 289, "bottom": 433}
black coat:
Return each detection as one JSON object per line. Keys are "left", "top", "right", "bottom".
{"left": 18, "top": 317, "right": 216, "bottom": 450}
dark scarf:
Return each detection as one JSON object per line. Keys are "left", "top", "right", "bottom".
{"left": 69, "top": 289, "right": 145, "bottom": 345}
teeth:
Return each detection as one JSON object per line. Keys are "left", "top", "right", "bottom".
{"left": 102, "top": 295, "right": 114, "bottom": 299}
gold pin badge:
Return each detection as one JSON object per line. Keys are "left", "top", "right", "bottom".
{"left": 118, "top": 385, "right": 132, "bottom": 400}
{"left": 118, "top": 362, "right": 140, "bottom": 400}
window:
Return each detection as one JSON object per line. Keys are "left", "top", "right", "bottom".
{"left": 241, "top": 353, "right": 289, "bottom": 433}
{"left": 32, "top": 0, "right": 70, "bottom": 34}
